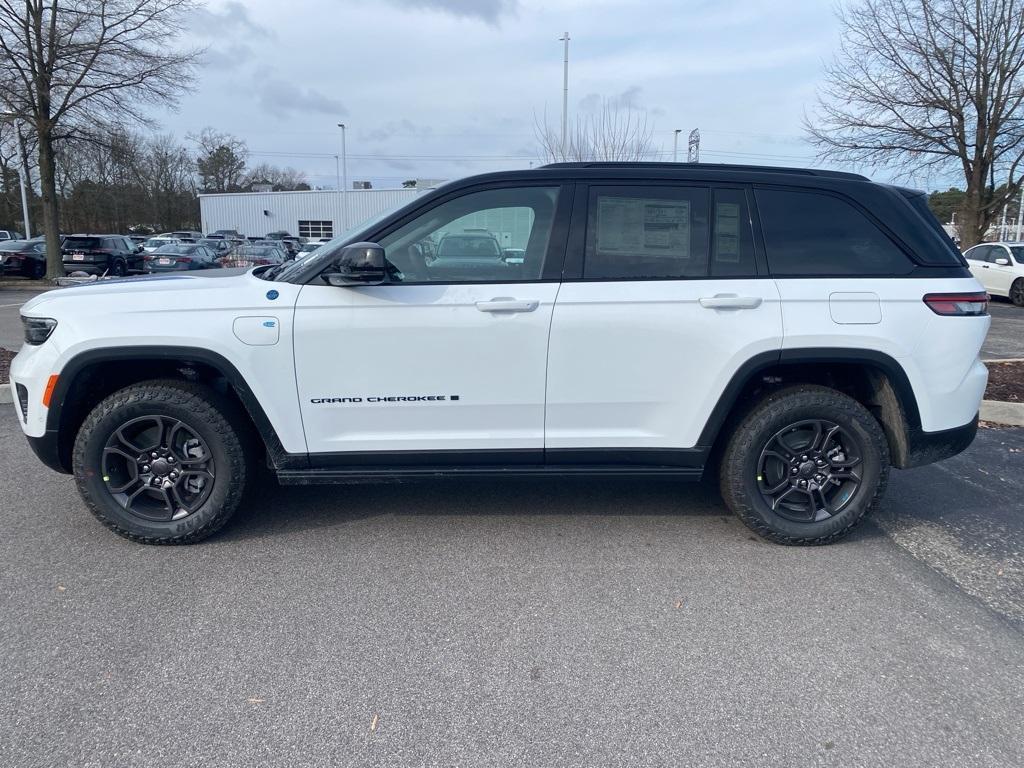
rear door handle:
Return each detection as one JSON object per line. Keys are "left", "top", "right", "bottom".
{"left": 699, "top": 294, "right": 763, "bottom": 310}
{"left": 475, "top": 298, "right": 540, "bottom": 313}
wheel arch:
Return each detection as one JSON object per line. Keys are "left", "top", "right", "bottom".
{"left": 45, "top": 346, "right": 292, "bottom": 473}
{"left": 700, "top": 348, "right": 922, "bottom": 469}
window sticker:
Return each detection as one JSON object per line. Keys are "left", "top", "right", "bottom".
{"left": 715, "top": 202, "right": 741, "bottom": 262}
{"left": 596, "top": 197, "right": 691, "bottom": 259}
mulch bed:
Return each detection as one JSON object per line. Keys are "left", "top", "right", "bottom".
{"left": 0, "top": 348, "right": 12, "bottom": 385}
{"left": 986, "top": 360, "right": 1024, "bottom": 403}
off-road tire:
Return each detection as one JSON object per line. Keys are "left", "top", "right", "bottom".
{"left": 719, "top": 384, "right": 889, "bottom": 545}
{"left": 72, "top": 380, "right": 250, "bottom": 544}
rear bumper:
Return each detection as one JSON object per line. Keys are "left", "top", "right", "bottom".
{"left": 899, "top": 413, "right": 978, "bottom": 469}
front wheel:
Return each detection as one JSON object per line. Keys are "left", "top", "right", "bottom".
{"left": 1010, "top": 278, "right": 1024, "bottom": 307}
{"left": 719, "top": 385, "right": 889, "bottom": 545}
{"left": 72, "top": 380, "right": 251, "bottom": 544}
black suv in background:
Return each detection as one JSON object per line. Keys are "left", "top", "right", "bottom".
{"left": 61, "top": 235, "right": 144, "bottom": 276}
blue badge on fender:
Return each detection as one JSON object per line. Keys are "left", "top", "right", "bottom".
{"left": 266, "top": 289, "right": 279, "bottom": 300}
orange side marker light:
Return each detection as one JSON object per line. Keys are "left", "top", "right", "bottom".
{"left": 42, "top": 374, "right": 59, "bottom": 408}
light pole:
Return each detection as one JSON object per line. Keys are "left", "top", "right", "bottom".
{"left": 334, "top": 154, "right": 340, "bottom": 193}
{"left": 673, "top": 129, "right": 682, "bottom": 162}
{"left": 559, "top": 32, "right": 570, "bottom": 159}
{"left": 337, "top": 123, "right": 348, "bottom": 230}
{"left": 1015, "top": 185, "right": 1024, "bottom": 242}
{"left": 1, "top": 113, "right": 31, "bottom": 238}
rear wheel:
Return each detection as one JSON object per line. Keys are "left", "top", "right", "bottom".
{"left": 1010, "top": 278, "right": 1024, "bottom": 307}
{"left": 719, "top": 385, "right": 889, "bottom": 545}
{"left": 111, "top": 259, "right": 127, "bottom": 277}
{"left": 28, "top": 258, "right": 45, "bottom": 279}
{"left": 72, "top": 380, "right": 251, "bottom": 544}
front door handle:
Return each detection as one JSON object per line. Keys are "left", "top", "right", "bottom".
{"left": 699, "top": 294, "right": 763, "bottom": 310}
{"left": 476, "top": 298, "right": 539, "bottom": 313}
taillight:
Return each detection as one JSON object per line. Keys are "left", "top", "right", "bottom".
{"left": 176, "top": 257, "right": 192, "bottom": 263}
{"left": 922, "top": 292, "right": 988, "bottom": 316}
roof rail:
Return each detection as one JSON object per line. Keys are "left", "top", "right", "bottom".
{"left": 537, "top": 161, "right": 868, "bottom": 181}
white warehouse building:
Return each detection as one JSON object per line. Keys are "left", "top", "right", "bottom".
{"left": 198, "top": 188, "right": 422, "bottom": 240}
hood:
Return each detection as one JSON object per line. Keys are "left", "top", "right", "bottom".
{"left": 21, "top": 268, "right": 275, "bottom": 316}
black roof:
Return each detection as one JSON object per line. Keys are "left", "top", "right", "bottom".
{"left": 539, "top": 161, "right": 868, "bottom": 181}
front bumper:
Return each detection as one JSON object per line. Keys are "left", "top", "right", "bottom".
{"left": 25, "top": 430, "right": 68, "bottom": 473}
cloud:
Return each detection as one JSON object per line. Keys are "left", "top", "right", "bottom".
{"left": 578, "top": 85, "right": 646, "bottom": 113}
{"left": 190, "top": 1, "right": 272, "bottom": 38}
{"left": 203, "top": 43, "right": 256, "bottom": 71}
{"left": 381, "top": 0, "right": 518, "bottom": 25}
{"left": 256, "top": 79, "right": 347, "bottom": 117}
{"left": 361, "top": 119, "right": 433, "bottom": 143}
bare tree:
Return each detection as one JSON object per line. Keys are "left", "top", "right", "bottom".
{"left": 536, "top": 101, "right": 656, "bottom": 163}
{"left": 806, "top": 0, "right": 1024, "bottom": 247}
{"left": 191, "top": 128, "right": 248, "bottom": 192}
{"left": 0, "top": 0, "right": 201, "bottom": 277}
{"left": 243, "top": 162, "right": 308, "bottom": 191}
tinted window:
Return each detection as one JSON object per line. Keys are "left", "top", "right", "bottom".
{"left": 64, "top": 236, "right": 101, "bottom": 250}
{"left": 1010, "top": 246, "right": 1024, "bottom": 264}
{"left": 584, "top": 186, "right": 709, "bottom": 279}
{"left": 711, "top": 188, "right": 756, "bottom": 277}
{"left": 987, "top": 247, "right": 1010, "bottom": 264}
{"left": 965, "top": 245, "right": 989, "bottom": 262}
{"left": 755, "top": 188, "right": 914, "bottom": 276}
{"left": 378, "top": 186, "right": 559, "bottom": 283}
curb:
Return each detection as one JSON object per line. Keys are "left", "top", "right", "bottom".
{"left": 980, "top": 399, "right": 1024, "bottom": 427}
{"left": 984, "top": 358, "right": 1024, "bottom": 364}
{"left": 0, "top": 383, "right": 10, "bottom": 405}
{"left": 0, "top": 282, "right": 53, "bottom": 290}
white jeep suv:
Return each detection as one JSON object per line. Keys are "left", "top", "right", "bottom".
{"left": 10, "top": 163, "right": 990, "bottom": 545}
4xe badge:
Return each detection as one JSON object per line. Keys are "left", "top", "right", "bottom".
{"left": 310, "top": 395, "right": 461, "bottom": 404}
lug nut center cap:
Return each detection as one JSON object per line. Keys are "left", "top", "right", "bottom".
{"left": 149, "top": 458, "right": 170, "bottom": 476}
{"left": 798, "top": 461, "right": 816, "bottom": 478}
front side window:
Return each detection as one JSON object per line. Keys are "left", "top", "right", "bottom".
{"left": 584, "top": 186, "right": 710, "bottom": 279}
{"left": 988, "top": 247, "right": 1010, "bottom": 263}
{"left": 378, "top": 186, "right": 559, "bottom": 283}
{"left": 755, "top": 188, "right": 914, "bottom": 276}
{"left": 1009, "top": 245, "right": 1024, "bottom": 264}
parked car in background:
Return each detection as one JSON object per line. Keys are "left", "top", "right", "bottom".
{"left": 61, "top": 234, "right": 144, "bottom": 276}
{"left": 127, "top": 235, "right": 148, "bottom": 247}
{"left": 964, "top": 242, "right": 1024, "bottom": 306}
{"left": 170, "top": 230, "right": 203, "bottom": 241}
{"left": 141, "top": 236, "right": 180, "bottom": 253}
{"left": 0, "top": 229, "right": 24, "bottom": 241}
{"left": 197, "top": 237, "right": 233, "bottom": 257}
{"left": 217, "top": 244, "right": 285, "bottom": 268}
{"left": 208, "top": 229, "right": 243, "bottom": 239}
{"left": 264, "top": 230, "right": 292, "bottom": 240}
{"left": 143, "top": 243, "right": 218, "bottom": 273}
{"left": 297, "top": 242, "right": 322, "bottom": 255}
{"left": 0, "top": 239, "right": 46, "bottom": 278}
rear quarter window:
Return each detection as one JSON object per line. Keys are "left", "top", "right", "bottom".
{"left": 755, "top": 188, "right": 914, "bottom": 277}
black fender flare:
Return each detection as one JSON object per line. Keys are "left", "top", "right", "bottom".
{"left": 46, "top": 345, "right": 299, "bottom": 472}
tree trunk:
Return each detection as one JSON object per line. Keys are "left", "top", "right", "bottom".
{"left": 958, "top": 186, "right": 986, "bottom": 249}
{"left": 36, "top": 132, "right": 64, "bottom": 279}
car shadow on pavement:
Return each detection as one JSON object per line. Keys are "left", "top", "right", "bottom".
{"left": 217, "top": 473, "right": 886, "bottom": 545}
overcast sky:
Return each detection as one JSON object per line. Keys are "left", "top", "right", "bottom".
{"left": 164, "top": 0, "right": 942, "bottom": 190}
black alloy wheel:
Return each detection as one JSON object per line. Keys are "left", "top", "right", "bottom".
{"left": 101, "top": 415, "right": 216, "bottom": 522}
{"left": 756, "top": 419, "right": 863, "bottom": 523}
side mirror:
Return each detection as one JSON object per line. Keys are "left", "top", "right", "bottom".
{"left": 322, "top": 242, "right": 387, "bottom": 286}
{"left": 995, "top": 257, "right": 1010, "bottom": 266}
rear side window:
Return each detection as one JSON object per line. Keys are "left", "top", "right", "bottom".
{"left": 711, "top": 188, "right": 756, "bottom": 277}
{"left": 755, "top": 188, "right": 914, "bottom": 276}
{"left": 584, "top": 186, "right": 709, "bottom": 279}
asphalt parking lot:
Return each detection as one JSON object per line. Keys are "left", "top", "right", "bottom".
{"left": 2, "top": 285, "right": 1024, "bottom": 767}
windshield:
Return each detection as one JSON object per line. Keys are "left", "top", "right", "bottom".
{"left": 156, "top": 245, "right": 195, "bottom": 254}
{"left": 267, "top": 199, "right": 413, "bottom": 281}
{"left": 144, "top": 238, "right": 170, "bottom": 247}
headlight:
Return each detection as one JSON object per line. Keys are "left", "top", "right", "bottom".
{"left": 22, "top": 316, "right": 57, "bottom": 345}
